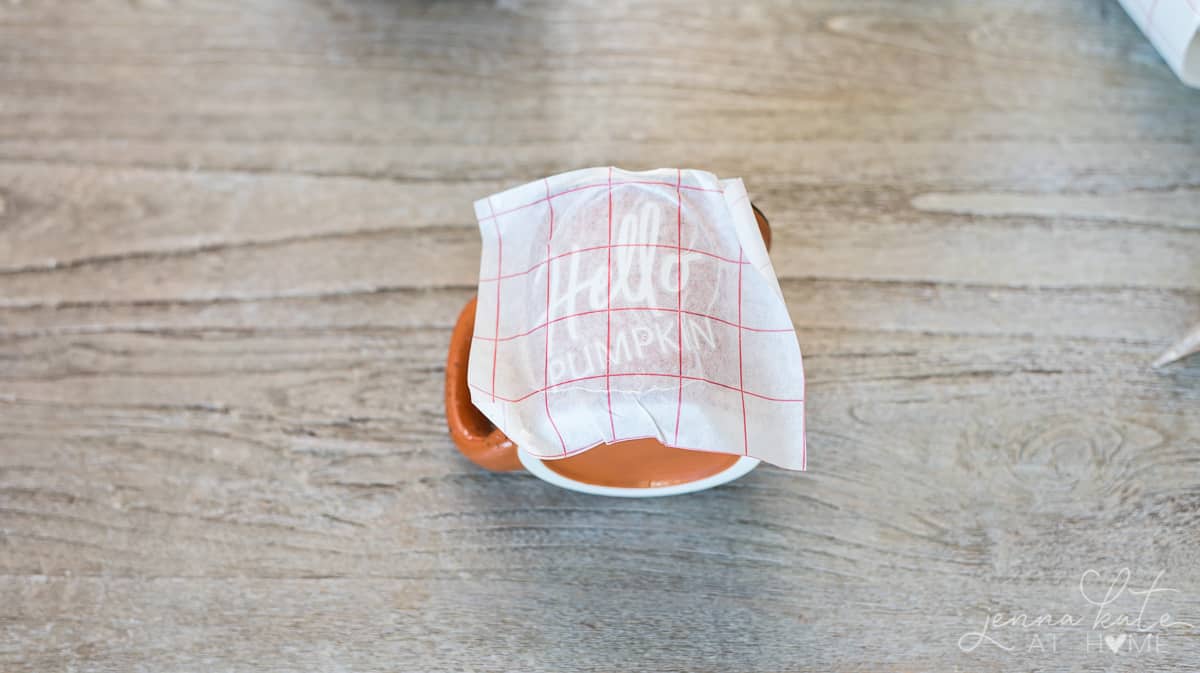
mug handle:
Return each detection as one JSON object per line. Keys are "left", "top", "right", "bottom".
{"left": 445, "top": 296, "right": 523, "bottom": 471}
{"left": 444, "top": 204, "right": 772, "bottom": 472}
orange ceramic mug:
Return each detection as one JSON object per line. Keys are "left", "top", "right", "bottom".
{"left": 445, "top": 206, "right": 774, "bottom": 496}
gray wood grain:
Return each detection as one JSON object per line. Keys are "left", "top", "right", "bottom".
{"left": 2, "top": 1, "right": 1199, "bottom": 671}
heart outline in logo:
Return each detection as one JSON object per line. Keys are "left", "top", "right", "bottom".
{"left": 1105, "top": 633, "right": 1127, "bottom": 653}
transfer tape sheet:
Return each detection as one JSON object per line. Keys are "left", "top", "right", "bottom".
{"left": 469, "top": 167, "right": 806, "bottom": 470}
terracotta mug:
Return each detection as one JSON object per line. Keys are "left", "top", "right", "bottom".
{"left": 445, "top": 206, "right": 774, "bottom": 496}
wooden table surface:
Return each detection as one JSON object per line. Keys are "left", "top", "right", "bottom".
{"left": 3, "top": 1, "right": 1200, "bottom": 671}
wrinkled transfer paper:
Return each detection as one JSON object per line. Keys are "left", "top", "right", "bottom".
{"left": 469, "top": 167, "right": 806, "bottom": 470}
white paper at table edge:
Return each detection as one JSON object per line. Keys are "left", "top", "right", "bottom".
{"left": 1118, "top": 0, "right": 1200, "bottom": 87}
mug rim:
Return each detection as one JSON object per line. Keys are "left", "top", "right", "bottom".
{"left": 516, "top": 448, "right": 760, "bottom": 497}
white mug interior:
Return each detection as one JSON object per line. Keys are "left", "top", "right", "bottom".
{"left": 516, "top": 449, "right": 760, "bottom": 498}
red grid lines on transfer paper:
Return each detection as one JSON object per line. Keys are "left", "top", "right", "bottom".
{"left": 478, "top": 244, "right": 749, "bottom": 283}
{"left": 541, "top": 178, "right": 567, "bottom": 452}
{"left": 737, "top": 247, "right": 747, "bottom": 454}
{"left": 673, "top": 169, "right": 684, "bottom": 445}
{"left": 605, "top": 167, "right": 616, "bottom": 442}
{"left": 478, "top": 179, "right": 726, "bottom": 224}
{"left": 472, "top": 306, "right": 795, "bottom": 343}
{"left": 481, "top": 171, "right": 804, "bottom": 459}
{"left": 486, "top": 197, "right": 501, "bottom": 404}
{"left": 468, "top": 373, "right": 805, "bottom": 405}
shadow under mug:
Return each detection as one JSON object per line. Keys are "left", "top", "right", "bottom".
{"left": 445, "top": 206, "right": 773, "bottom": 497}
